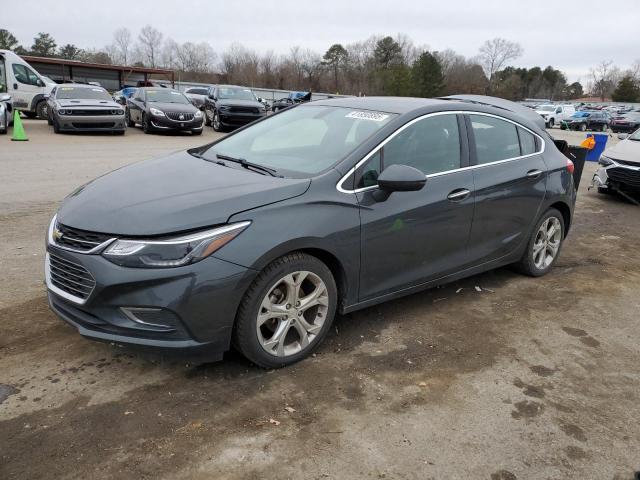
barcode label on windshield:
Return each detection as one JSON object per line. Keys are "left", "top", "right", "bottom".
{"left": 346, "top": 111, "right": 390, "bottom": 122}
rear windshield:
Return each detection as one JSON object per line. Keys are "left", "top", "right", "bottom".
{"left": 146, "top": 89, "right": 191, "bottom": 104}
{"left": 56, "top": 86, "right": 111, "bottom": 101}
{"left": 201, "top": 105, "right": 397, "bottom": 177}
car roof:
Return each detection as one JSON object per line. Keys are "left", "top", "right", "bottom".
{"left": 312, "top": 95, "right": 549, "bottom": 133}
{"left": 56, "top": 83, "right": 106, "bottom": 90}
{"left": 215, "top": 85, "right": 253, "bottom": 89}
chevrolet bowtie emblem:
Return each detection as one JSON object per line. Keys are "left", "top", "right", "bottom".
{"left": 53, "top": 228, "right": 63, "bottom": 241}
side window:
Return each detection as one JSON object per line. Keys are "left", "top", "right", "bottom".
{"left": 470, "top": 115, "right": 520, "bottom": 164}
{"left": 383, "top": 114, "right": 461, "bottom": 175}
{"left": 518, "top": 127, "right": 537, "bottom": 156}
{"left": 12, "top": 64, "right": 40, "bottom": 86}
{"left": 355, "top": 150, "right": 382, "bottom": 189}
{"left": 0, "top": 60, "right": 6, "bottom": 93}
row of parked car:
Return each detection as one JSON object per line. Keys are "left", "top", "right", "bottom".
{"left": 533, "top": 102, "right": 640, "bottom": 133}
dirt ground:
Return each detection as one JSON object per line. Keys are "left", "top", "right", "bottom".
{"left": 1, "top": 121, "right": 639, "bottom": 480}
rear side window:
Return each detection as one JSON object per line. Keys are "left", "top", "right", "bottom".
{"left": 470, "top": 115, "right": 520, "bottom": 164}
{"left": 518, "top": 127, "right": 537, "bottom": 156}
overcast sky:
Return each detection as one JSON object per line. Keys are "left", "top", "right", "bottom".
{"left": 6, "top": 0, "right": 640, "bottom": 83}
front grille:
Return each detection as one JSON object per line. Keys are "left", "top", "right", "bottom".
{"left": 66, "top": 109, "right": 114, "bottom": 116}
{"left": 48, "top": 253, "right": 96, "bottom": 301}
{"left": 607, "top": 167, "right": 640, "bottom": 188}
{"left": 72, "top": 122, "right": 115, "bottom": 129}
{"left": 165, "top": 112, "right": 194, "bottom": 121}
{"left": 229, "top": 106, "right": 259, "bottom": 114}
{"left": 55, "top": 223, "right": 112, "bottom": 252}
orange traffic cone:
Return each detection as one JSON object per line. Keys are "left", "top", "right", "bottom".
{"left": 11, "top": 110, "right": 28, "bottom": 141}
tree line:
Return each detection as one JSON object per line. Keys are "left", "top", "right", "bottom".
{"left": 1, "top": 27, "right": 639, "bottom": 102}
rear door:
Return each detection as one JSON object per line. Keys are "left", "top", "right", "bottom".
{"left": 466, "top": 113, "right": 547, "bottom": 264}
{"left": 356, "top": 112, "right": 476, "bottom": 301}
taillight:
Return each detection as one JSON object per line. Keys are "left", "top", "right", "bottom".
{"left": 566, "top": 159, "right": 575, "bottom": 174}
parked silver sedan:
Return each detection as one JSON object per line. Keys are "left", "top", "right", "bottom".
{"left": 47, "top": 84, "right": 126, "bottom": 134}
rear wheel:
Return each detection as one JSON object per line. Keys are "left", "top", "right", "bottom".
{"left": 233, "top": 252, "right": 337, "bottom": 368}
{"left": 0, "top": 111, "right": 7, "bottom": 134}
{"left": 516, "top": 208, "right": 565, "bottom": 277}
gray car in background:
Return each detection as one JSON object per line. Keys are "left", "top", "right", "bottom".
{"left": 47, "top": 84, "right": 126, "bottom": 134}
{"left": 45, "top": 96, "right": 576, "bottom": 368}
{"left": 184, "top": 87, "right": 208, "bottom": 111}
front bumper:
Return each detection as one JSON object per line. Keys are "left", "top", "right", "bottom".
{"left": 45, "top": 245, "right": 257, "bottom": 358}
{"left": 218, "top": 111, "right": 266, "bottom": 128}
{"left": 592, "top": 163, "right": 640, "bottom": 192}
{"left": 610, "top": 124, "right": 639, "bottom": 132}
{"left": 150, "top": 114, "right": 203, "bottom": 131}
{"left": 56, "top": 114, "right": 126, "bottom": 132}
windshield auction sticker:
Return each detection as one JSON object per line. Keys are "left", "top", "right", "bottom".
{"left": 346, "top": 111, "right": 390, "bottom": 122}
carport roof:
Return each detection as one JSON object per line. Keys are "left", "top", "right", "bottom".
{"left": 20, "top": 55, "right": 174, "bottom": 76}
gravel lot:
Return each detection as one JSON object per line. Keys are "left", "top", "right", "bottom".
{"left": 1, "top": 121, "right": 639, "bottom": 480}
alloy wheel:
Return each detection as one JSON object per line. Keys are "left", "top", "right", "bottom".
{"left": 532, "top": 217, "right": 562, "bottom": 270}
{"left": 213, "top": 112, "right": 221, "bottom": 131}
{"left": 256, "top": 271, "right": 329, "bottom": 357}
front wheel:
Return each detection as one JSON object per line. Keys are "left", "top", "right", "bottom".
{"left": 548, "top": 118, "right": 555, "bottom": 128}
{"left": 516, "top": 208, "right": 565, "bottom": 277}
{"left": 579, "top": 123, "right": 587, "bottom": 132}
{"left": 0, "top": 111, "right": 7, "bottom": 134}
{"left": 36, "top": 101, "right": 48, "bottom": 120}
{"left": 142, "top": 114, "right": 153, "bottom": 134}
{"left": 233, "top": 252, "right": 337, "bottom": 368}
{"left": 212, "top": 111, "right": 223, "bottom": 132}
{"left": 601, "top": 123, "right": 608, "bottom": 132}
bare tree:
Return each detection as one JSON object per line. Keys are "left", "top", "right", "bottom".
{"left": 113, "top": 28, "right": 132, "bottom": 65}
{"left": 477, "top": 38, "right": 523, "bottom": 92}
{"left": 137, "top": 25, "right": 163, "bottom": 67}
{"left": 588, "top": 60, "right": 620, "bottom": 101}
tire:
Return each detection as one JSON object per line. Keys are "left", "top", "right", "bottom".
{"left": 233, "top": 252, "right": 338, "bottom": 368}
{"left": 579, "top": 123, "right": 586, "bottom": 132}
{"left": 0, "top": 112, "right": 7, "bottom": 134}
{"left": 548, "top": 118, "right": 554, "bottom": 128}
{"left": 192, "top": 128, "right": 202, "bottom": 136}
{"left": 113, "top": 130, "right": 125, "bottom": 136}
{"left": 36, "top": 101, "right": 48, "bottom": 120}
{"left": 142, "top": 114, "right": 153, "bottom": 134}
{"left": 212, "top": 111, "right": 225, "bottom": 132}
{"left": 515, "top": 208, "right": 565, "bottom": 277}
{"left": 52, "top": 116, "right": 60, "bottom": 134}
{"left": 23, "top": 111, "right": 37, "bottom": 119}
{"left": 272, "top": 107, "right": 278, "bottom": 113}
{"left": 204, "top": 110, "right": 211, "bottom": 127}
{"left": 601, "top": 123, "right": 608, "bottom": 132}
{"left": 597, "top": 187, "right": 610, "bottom": 194}
{"left": 47, "top": 112, "right": 53, "bottom": 126}
{"left": 125, "top": 109, "right": 135, "bottom": 127}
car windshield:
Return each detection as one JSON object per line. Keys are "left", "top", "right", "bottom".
{"left": 573, "top": 112, "right": 590, "bottom": 118}
{"left": 538, "top": 105, "right": 555, "bottom": 112}
{"left": 187, "top": 88, "right": 208, "bottom": 95}
{"left": 200, "top": 105, "right": 397, "bottom": 177}
{"left": 218, "top": 87, "right": 256, "bottom": 101}
{"left": 56, "top": 86, "right": 112, "bottom": 101}
{"left": 146, "top": 89, "right": 191, "bottom": 104}
{"left": 629, "top": 129, "right": 640, "bottom": 141}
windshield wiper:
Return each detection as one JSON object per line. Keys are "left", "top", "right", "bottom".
{"left": 216, "top": 154, "right": 279, "bottom": 177}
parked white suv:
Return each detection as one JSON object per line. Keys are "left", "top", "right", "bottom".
{"left": 535, "top": 104, "right": 575, "bottom": 128}
{"left": 0, "top": 50, "right": 55, "bottom": 119}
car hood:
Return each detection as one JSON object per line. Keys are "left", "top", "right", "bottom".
{"left": 147, "top": 101, "right": 198, "bottom": 113}
{"left": 56, "top": 99, "right": 121, "bottom": 108}
{"left": 604, "top": 140, "right": 640, "bottom": 164}
{"left": 217, "top": 99, "right": 264, "bottom": 109}
{"left": 56, "top": 151, "right": 311, "bottom": 236}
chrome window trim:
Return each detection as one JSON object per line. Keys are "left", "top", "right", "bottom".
{"left": 45, "top": 252, "right": 90, "bottom": 305}
{"left": 336, "top": 110, "right": 546, "bottom": 194}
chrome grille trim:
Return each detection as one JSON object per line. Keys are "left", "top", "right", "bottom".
{"left": 45, "top": 252, "right": 95, "bottom": 305}
{"left": 47, "top": 215, "right": 116, "bottom": 254}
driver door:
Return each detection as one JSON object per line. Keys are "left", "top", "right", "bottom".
{"left": 356, "top": 113, "right": 476, "bottom": 302}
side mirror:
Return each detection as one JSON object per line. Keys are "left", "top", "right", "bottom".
{"left": 377, "top": 164, "right": 426, "bottom": 192}
{"left": 618, "top": 133, "right": 629, "bottom": 140}
{"left": 257, "top": 97, "right": 263, "bottom": 102}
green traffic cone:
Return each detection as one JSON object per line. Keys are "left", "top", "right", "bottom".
{"left": 11, "top": 109, "right": 28, "bottom": 141}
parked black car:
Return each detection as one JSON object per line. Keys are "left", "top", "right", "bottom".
{"left": 271, "top": 91, "right": 312, "bottom": 113}
{"left": 609, "top": 112, "right": 640, "bottom": 133}
{"left": 204, "top": 85, "right": 266, "bottom": 132}
{"left": 562, "top": 111, "right": 609, "bottom": 132}
{"left": 126, "top": 87, "right": 204, "bottom": 135}
{"left": 45, "top": 96, "right": 576, "bottom": 368}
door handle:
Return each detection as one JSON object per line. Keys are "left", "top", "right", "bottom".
{"left": 526, "top": 169, "right": 543, "bottom": 179}
{"left": 447, "top": 188, "right": 471, "bottom": 202}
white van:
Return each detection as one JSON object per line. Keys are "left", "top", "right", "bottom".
{"left": 0, "top": 50, "right": 55, "bottom": 119}
{"left": 534, "top": 104, "right": 576, "bottom": 128}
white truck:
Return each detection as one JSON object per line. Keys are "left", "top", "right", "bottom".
{"left": 0, "top": 49, "right": 55, "bottom": 119}
{"left": 535, "top": 104, "right": 576, "bottom": 128}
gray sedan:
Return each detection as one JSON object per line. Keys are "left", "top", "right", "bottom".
{"left": 47, "top": 84, "right": 126, "bottom": 134}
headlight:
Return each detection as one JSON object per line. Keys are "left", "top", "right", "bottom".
{"left": 102, "top": 221, "right": 250, "bottom": 268}
{"left": 194, "top": 110, "right": 203, "bottom": 118}
{"left": 58, "top": 109, "right": 67, "bottom": 115}
{"left": 150, "top": 107, "right": 165, "bottom": 117}
{"left": 598, "top": 155, "right": 615, "bottom": 167}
